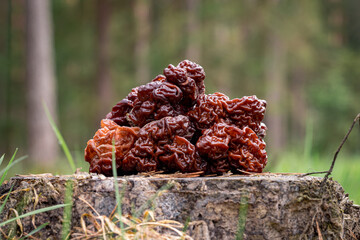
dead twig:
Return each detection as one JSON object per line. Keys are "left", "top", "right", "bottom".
{"left": 316, "top": 220, "right": 323, "bottom": 240}
{"left": 78, "top": 197, "right": 100, "bottom": 217}
{"left": 32, "top": 188, "right": 39, "bottom": 229}
{"left": 301, "top": 113, "right": 360, "bottom": 189}
{"left": 0, "top": 188, "right": 31, "bottom": 200}
{"left": 349, "top": 230, "right": 357, "bottom": 239}
{"left": 150, "top": 171, "right": 204, "bottom": 178}
{"left": 301, "top": 209, "right": 320, "bottom": 237}
{"left": 237, "top": 169, "right": 253, "bottom": 175}
{"left": 0, "top": 227, "right": 9, "bottom": 239}
{"left": 10, "top": 208, "right": 23, "bottom": 237}
{"left": 139, "top": 170, "right": 164, "bottom": 177}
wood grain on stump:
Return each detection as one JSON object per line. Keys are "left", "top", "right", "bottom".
{"left": 0, "top": 173, "right": 359, "bottom": 239}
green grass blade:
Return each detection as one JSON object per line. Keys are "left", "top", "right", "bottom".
{"left": 235, "top": 193, "right": 249, "bottom": 240}
{"left": 0, "top": 185, "right": 13, "bottom": 215}
{"left": 43, "top": 102, "right": 76, "bottom": 172}
{"left": 0, "top": 155, "right": 27, "bottom": 177}
{"left": 19, "top": 222, "right": 49, "bottom": 240}
{"left": 0, "top": 148, "right": 18, "bottom": 186}
{"left": 0, "top": 204, "right": 69, "bottom": 227}
{"left": 112, "top": 139, "right": 125, "bottom": 237}
{"left": 0, "top": 154, "right": 5, "bottom": 167}
{"left": 61, "top": 179, "right": 74, "bottom": 240}
{"left": 180, "top": 216, "right": 191, "bottom": 240}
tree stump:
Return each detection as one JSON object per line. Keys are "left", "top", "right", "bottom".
{"left": 0, "top": 173, "right": 359, "bottom": 239}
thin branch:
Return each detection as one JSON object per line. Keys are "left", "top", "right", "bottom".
{"left": 302, "top": 113, "right": 360, "bottom": 189}
{"left": 320, "top": 113, "right": 360, "bottom": 187}
{"left": 301, "top": 171, "right": 328, "bottom": 177}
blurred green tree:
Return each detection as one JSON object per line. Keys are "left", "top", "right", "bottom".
{"left": 0, "top": 0, "right": 359, "bottom": 167}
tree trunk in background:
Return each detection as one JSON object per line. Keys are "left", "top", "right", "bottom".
{"left": 96, "top": 0, "right": 112, "bottom": 117}
{"left": 134, "top": 0, "right": 150, "bottom": 84}
{"left": 265, "top": 32, "right": 287, "bottom": 158}
{"left": 2, "top": 0, "right": 12, "bottom": 155}
{"left": 328, "top": 0, "right": 343, "bottom": 47}
{"left": 290, "top": 67, "right": 306, "bottom": 142}
{"left": 185, "top": 0, "right": 200, "bottom": 62}
{"left": 213, "top": 23, "right": 232, "bottom": 96}
{"left": 26, "top": 0, "right": 58, "bottom": 166}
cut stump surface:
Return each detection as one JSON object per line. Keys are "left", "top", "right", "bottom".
{"left": 0, "top": 173, "right": 359, "bottom": 239}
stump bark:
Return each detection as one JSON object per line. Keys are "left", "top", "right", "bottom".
{"left": 0, "top": 173, "right": 359, "bottom": 239}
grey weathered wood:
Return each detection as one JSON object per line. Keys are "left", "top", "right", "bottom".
{"left": 0, "top": 173, "right": 359, "bottom": 239}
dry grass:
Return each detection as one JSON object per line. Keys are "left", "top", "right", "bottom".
{"left": 71, "top": 197, "right": 193, "bottom": 240}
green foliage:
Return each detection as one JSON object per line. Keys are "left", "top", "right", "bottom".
{"left": 0, "top": 149, "right": 26, "bottom": 186}
{"left": 269, "top": 152, "right": 360, "bottom": 204}
{"left": 61, "top": 179, "right": 74, "bottom": 240}
{"left": 0, "top": 150, "right": 17, "bottom": 186}
{"left": 309, "top": 52, "right": 360, "bottom": 153}
{"left": 19, "top": 223, "right": 50, "bottom": 240}
{"left": 235, "top": 194, "right": 249, "bottom": 240}
{"left": 1, "top": 0, "right": 359, "bottom": 157}
{"left": 0, "top": 204, "right": 69, "bottom": 228}
{"left": 111, "top": 139, "right": 125, "bottom": 237}
{"left": 0, "top": 153, "right": 4, "bottom": 167}
{"left": 43, "top": 102, "right": 77, "bottom": 172}
{"left": 0, "top": 185, "right": 13, "bottom": 215}
{"left": 0, "top": 149, "right": 69, "bottom": 238}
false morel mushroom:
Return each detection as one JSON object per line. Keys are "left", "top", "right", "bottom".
{"left": 85, "top": 60, "right": 268, "bottom": 176}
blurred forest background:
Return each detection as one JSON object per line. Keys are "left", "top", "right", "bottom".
{"left": 0, "top": 0, "right": 359, "bottom": 199}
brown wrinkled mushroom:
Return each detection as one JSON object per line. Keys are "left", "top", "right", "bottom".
{"left": 85, "top": 119, "right": 139, "bottom": 176}
{"left": 121, "top": 115, "right": 206, "bottom": 174}
{"left": 85, "top": 60, "right": 268, "bottom": 176}
{"left": 197, "top": 123, "right": 267, "bottom": 173}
